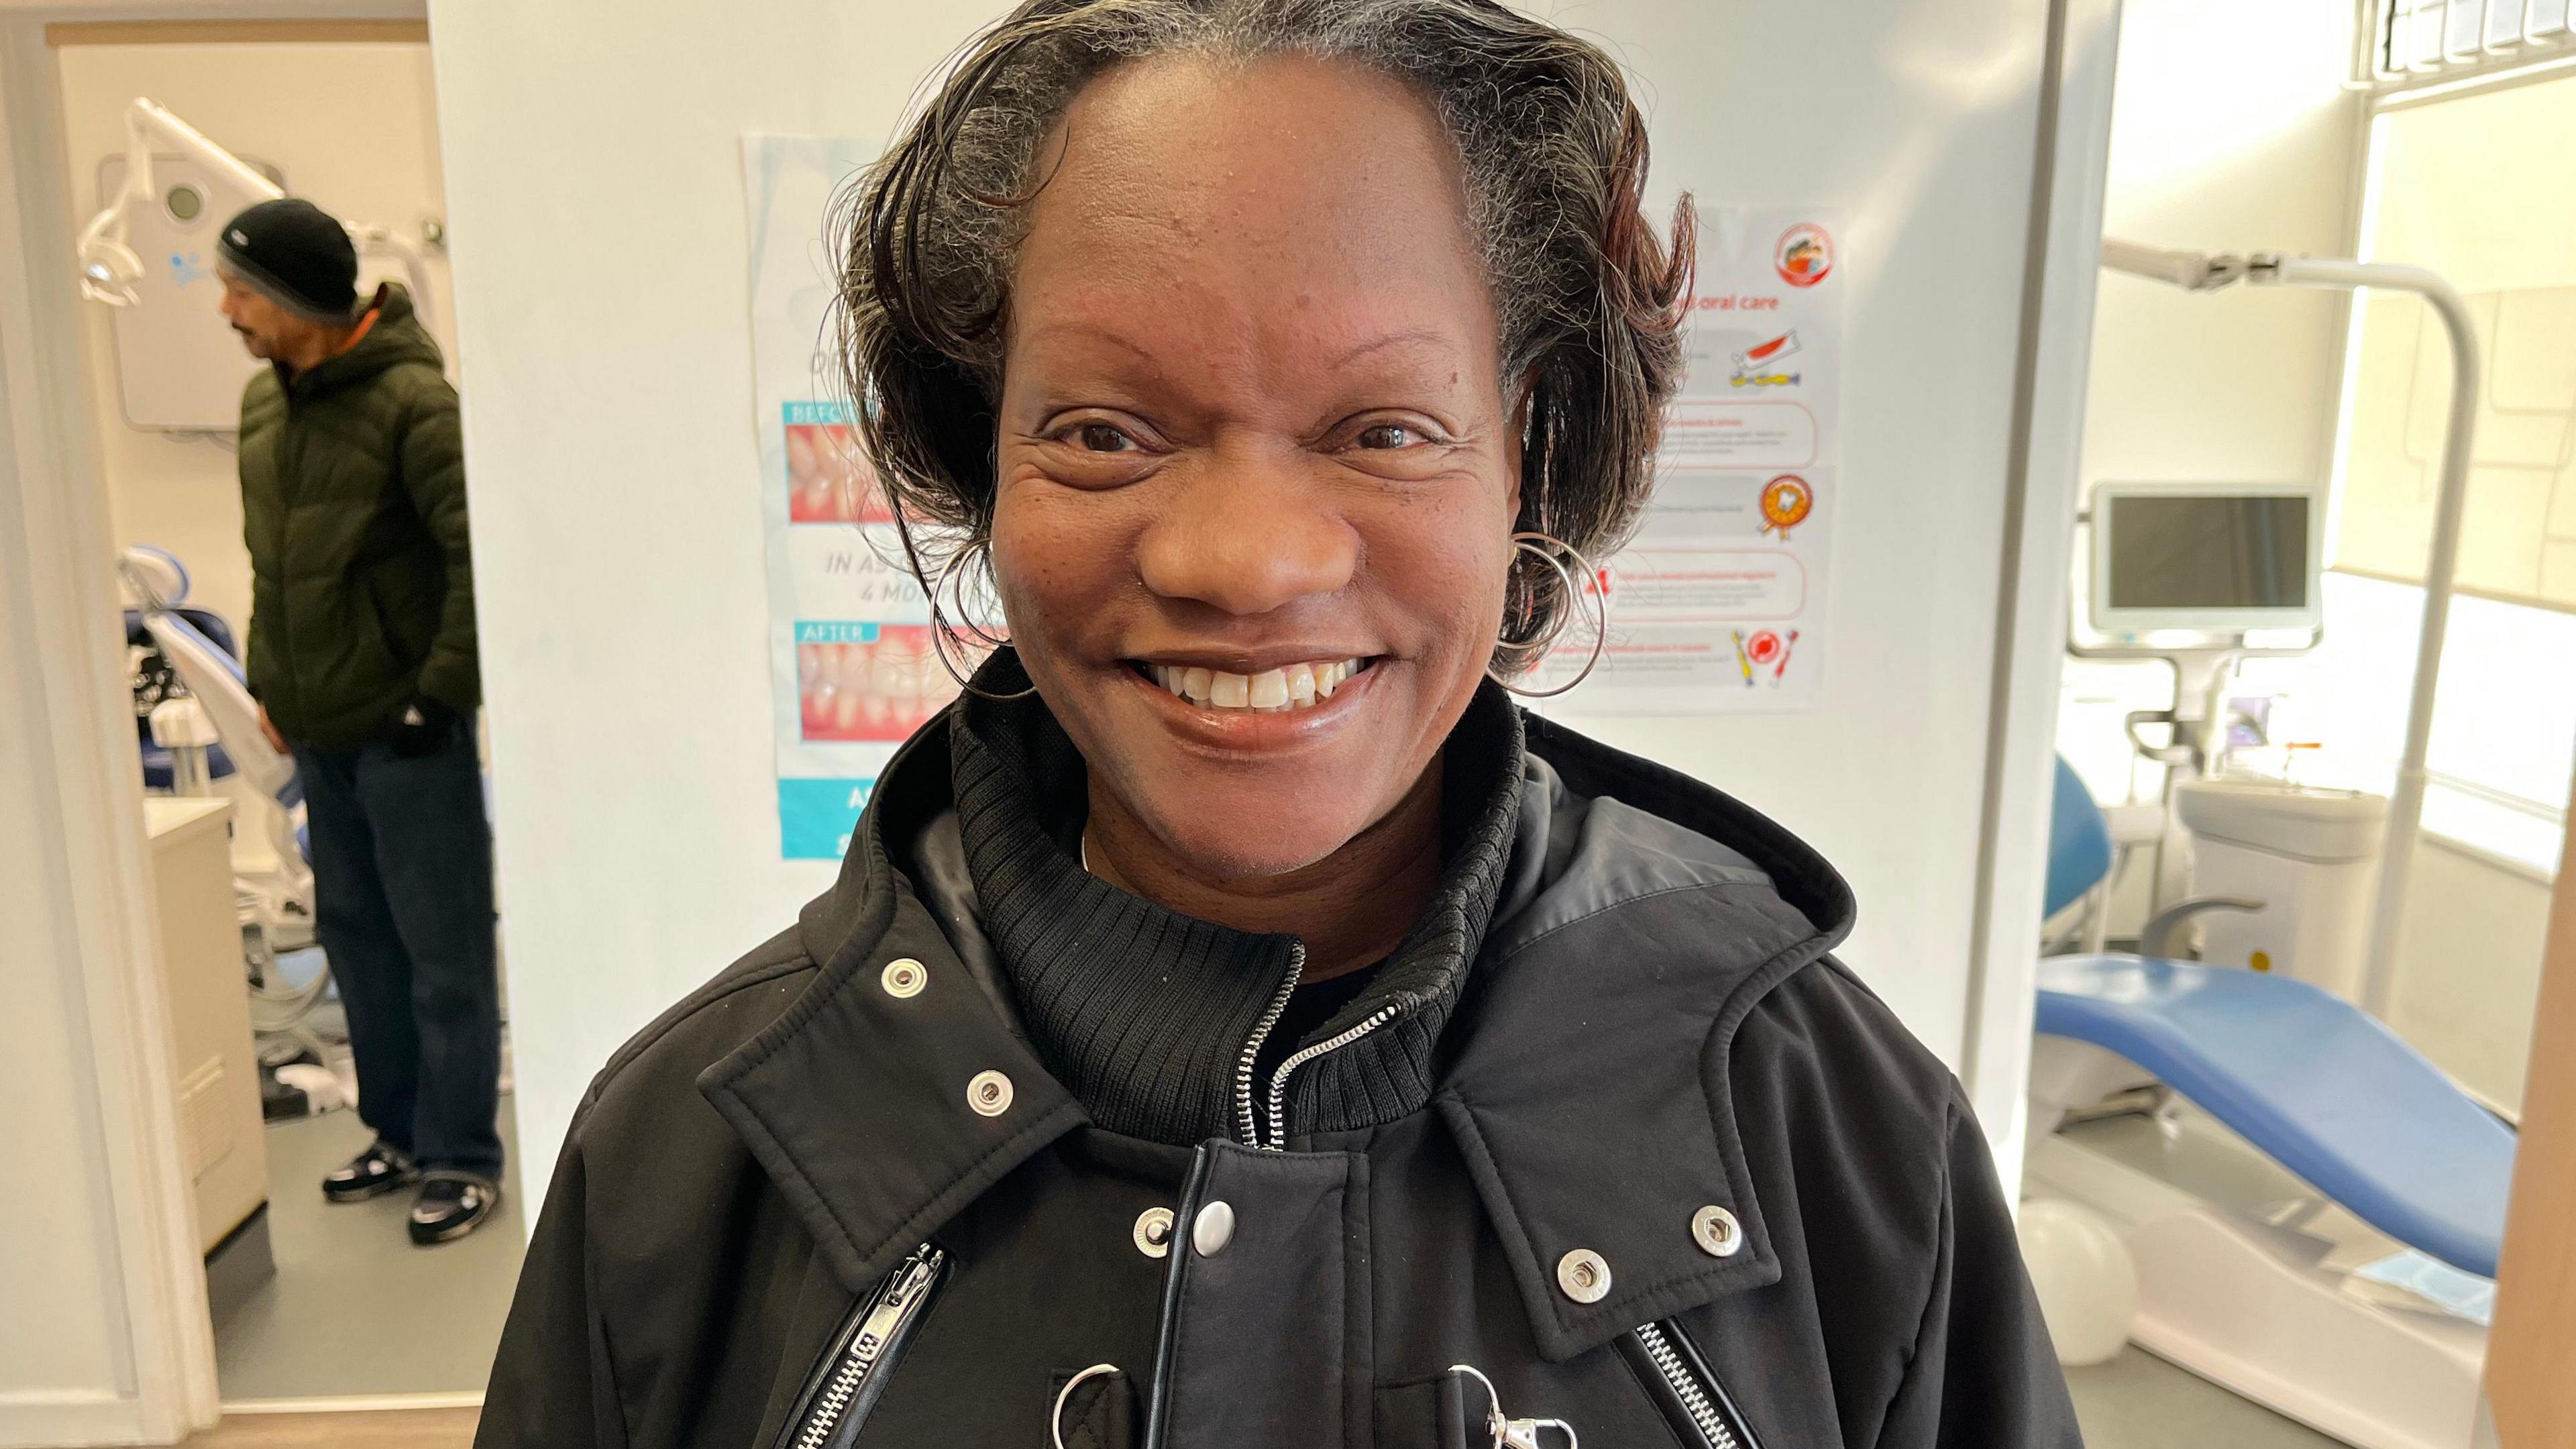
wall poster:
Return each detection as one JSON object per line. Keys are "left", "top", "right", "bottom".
{"left": 1529, "top": 205, "right": 1843, "bottom": 715}
{"left": 744, "top": 133, "right": 963, "bottom": 860}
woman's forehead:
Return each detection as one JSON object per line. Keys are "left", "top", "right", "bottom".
{"left": 1010, "top": 52, "right": 1494, "bottom": 376}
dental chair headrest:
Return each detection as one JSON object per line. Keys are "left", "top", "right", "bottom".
{"left": 118, "top": 545, "right": 190, "bottom": 610}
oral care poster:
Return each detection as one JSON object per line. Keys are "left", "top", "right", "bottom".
{"left": 745, "top": 134, "right": 961, "bottom": 860}
{"left": 1527, "top": 205, "right": 1842, "bottom": 714}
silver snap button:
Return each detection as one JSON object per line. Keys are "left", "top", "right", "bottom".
{"left": 880, "top": 958, "right": 926, "bottom": 998}
{"left": 1556, "top": 1248, "right": 1611, "bottom": 1303}
{"left": 967, "top": 1069, "right": 1013, "bottom": 1116}
{"left": 1693, "top": 1204, "right": 1744, "bottom": 1258}
{"left": 1192, "top": 1200, "right": 1236, "bottom": 1257}
{"left": 1133, "top": 1207, "right": 1175, "bottom": 1258}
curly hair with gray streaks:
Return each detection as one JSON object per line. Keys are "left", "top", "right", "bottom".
{"left": 832, "top": 0, "right": 1693, "bottom": 673}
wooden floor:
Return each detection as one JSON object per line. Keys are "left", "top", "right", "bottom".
{"left": 181, "top": 1408, "right": 478, "bottom": 1447}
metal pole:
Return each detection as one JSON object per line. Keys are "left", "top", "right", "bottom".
{"left": 2258, "top": 257, "right": 2481, "bottom": 1022}
{"left": 2094, "top": 242, "right": 2481, "bottom": 1023}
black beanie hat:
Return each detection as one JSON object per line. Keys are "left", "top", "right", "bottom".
{"left": 219, "top": 198, "right": 360, "bottom": 323}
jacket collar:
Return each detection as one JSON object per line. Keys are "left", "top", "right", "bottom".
{"left": 700, "top": 706, "right": 1861, "bottom": 1350}
{"left": 698, "top": 720, "right": 1089, "bottom": 1297}
{"left": 1434, "top": 715, "right": 1855, "bottom": 1360}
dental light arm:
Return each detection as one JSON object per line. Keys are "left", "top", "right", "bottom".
{"left": 78, "top": 99, "right": 281, "bottom": 307}
{"left": 2098, "top": 239, "right": 2481, "bottom": 1024}
{"left": 75, "top": 97, "right": 442, "bottom": 333}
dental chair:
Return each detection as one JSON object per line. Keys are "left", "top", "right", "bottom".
{"left": 127, "top": 606, "right": 241, "bottom": 790}
{"left": 119, "top": 546, "right": 326, "bottom": 1032}
{"left": 2025, "top": 758, "right": 2514, "bottom": 1449}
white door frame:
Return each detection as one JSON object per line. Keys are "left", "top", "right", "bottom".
{"left": 1957, "top": 0, "right": 2123, "bottom": 1191}
{"left": 0, "top": 5, "right": 420, "bottom": 1442}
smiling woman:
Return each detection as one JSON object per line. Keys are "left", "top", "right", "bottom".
{"left": 476, "top": 4, "right": 2079, "bottom": 1448}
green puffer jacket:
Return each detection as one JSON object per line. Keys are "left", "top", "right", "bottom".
{"left": 239, "top": 284, "right": 478, "bottom": 749}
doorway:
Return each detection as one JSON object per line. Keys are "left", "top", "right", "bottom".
{"left": 49, "top": 15, "right": 521, "bottom": 1417}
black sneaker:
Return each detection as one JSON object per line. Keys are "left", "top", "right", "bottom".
{"left": 321, "top": 1140, "right": 420, "bottom": 1203}
{"left": 409, "top": 1173, "right": 500, "bottom": 1245}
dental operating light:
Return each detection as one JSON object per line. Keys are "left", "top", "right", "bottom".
{"left": 76, "top": 97, "right": 441, "bottom": 326}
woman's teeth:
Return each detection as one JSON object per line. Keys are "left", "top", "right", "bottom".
{"left": 1148, "top": 659, "right": 1360, "bottom": 711}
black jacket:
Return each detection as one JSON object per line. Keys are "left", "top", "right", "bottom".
{"left": 479, "top": 698, "right": 2078, "bottom": 1448}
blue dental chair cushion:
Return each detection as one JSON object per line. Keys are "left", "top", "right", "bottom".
{"left": 2035, "top": 953, "right": 2516, "bottom": 1278}
{"left": 2044, "top": 757, "right": 2115, "bottom": 920}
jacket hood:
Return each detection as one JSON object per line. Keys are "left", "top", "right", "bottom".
{"left": 286, "top": 282, "right": 444, "bottom": 395}
{"left": 702, "top": 699, "right": 1858, "bottom": 1358}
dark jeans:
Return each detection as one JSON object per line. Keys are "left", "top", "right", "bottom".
{"left": 295, "top": 718, "right": 503, "bottom": 1178}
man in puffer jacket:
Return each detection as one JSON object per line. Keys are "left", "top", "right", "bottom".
{"left": 219, "top": 196, "right": 500, "bottom": 1244}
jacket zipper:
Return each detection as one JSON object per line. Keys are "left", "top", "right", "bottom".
{"left": 1231, "top": 944, "right": 1304, "bottom": 1146}
{"left": 1230, "top": 941, "right": 1409, "bottom": 1152}
{"left": 1631, "top": 1320, "right": 1760, "bottom": 1449}
{"left": 1262, "top": 1004, "right": 1399, "bottom": 1150}
{"left": 779, "top": 1245, "right": 949, "bottom": 1449}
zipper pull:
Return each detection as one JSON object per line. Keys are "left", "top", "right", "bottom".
{"left": 1448, "top": 1364, "right": 1580, "bottom": 1449}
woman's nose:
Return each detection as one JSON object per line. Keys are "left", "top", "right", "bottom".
{"left": 1134, "top": 453, "right": 1356, "bottom": 616}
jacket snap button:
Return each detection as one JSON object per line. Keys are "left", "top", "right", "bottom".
{"left": 967, "top": 1070, "right": 1013, "bottom": 1116}
{"left": 1134, "top": 1207, "right": 1175, "bottom": 1258}
{"left": 881, "top": 958, "right": 926, "bottom": 998}
{"left": 1556, "top": 1248, "right": 1612, "bottom": 1303}
{"left": 1192, "top": 1200, "right": 1236, "bottom": 1257}
{"left": 1693, "top": 1205, "right": 1744, "bottom": 1258}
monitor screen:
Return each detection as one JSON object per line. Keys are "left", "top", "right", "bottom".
{"left": 2103, "top": 493, "right": 2310, "bottom": 611}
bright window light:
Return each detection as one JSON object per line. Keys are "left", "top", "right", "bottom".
{"left": 2241, "top": 574, "right": 2573, "bottom": 874}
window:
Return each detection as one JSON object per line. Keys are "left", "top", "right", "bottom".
{"left": 2304, "top": 68, "right": 2576, "bottom": 871}
{"left": 2364, "top": 0, "right": 2576, "bottom": 88}
{"left": 2239, "top": 576, "right": 2573, "bottom": 873}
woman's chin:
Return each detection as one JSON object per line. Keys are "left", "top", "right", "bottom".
{"left": 1131, "top": 805, "right": 1368, "bottom": 883}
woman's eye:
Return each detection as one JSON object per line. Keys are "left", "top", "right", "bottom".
{"left": 1356, "top": 423, "right": 1420, "bottom": 449}
{"left": 1074, "top": 423, "right": 1137, "bottom": 453}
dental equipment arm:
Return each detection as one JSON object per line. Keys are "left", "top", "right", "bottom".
{"left": 78, "top": 99, "right": 280, "bottom": 307}
{"left": 76, "top": 98, "right": 443, "bottom": 340}
{"left": 2099, "top": 240, "right": 2481, "bottom": 1023}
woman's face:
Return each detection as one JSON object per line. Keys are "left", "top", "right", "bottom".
{"left": 992, "top": 54, "right": 1519, "bottom": 879}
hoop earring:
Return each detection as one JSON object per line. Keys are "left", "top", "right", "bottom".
{"left": 1491, "top": 531, "right": 1608, "bottom": 700}
{"left": 927, "top": 538, "right": 1037, "bottom": 702}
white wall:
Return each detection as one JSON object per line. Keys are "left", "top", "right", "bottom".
{"left": 56, "top": 36, "right": 450, "bottom": 634}
{"left": 2080, "top": 0, "right": 2362, "bottom": 493}
{"left": 0, "top": 557, "right": 149, "bottom": 1431}
{"left": 1534, "top": 0, "right": 2071, "bottom": 1101}
{"left": 431, "top": 0, "right": 2083, "bottom": 1189}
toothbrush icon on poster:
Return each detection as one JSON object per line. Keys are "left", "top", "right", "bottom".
{"left": 1738, "top": 628, "right": 1799, "bottom": 686}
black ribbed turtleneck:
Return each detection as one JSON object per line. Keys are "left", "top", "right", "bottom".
{"left": 951, "top": 655, "right": 1525, "bottom": 1147}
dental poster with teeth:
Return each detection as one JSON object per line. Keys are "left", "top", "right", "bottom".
{"left": 745, "top": 134, "right": 961, "bottom": 859}
{"left": 1527, "top": 206, "right": 1841, "bottom": 715}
